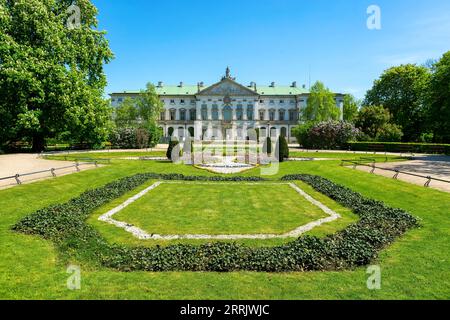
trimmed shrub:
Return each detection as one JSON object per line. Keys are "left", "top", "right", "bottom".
{"left": 276, "top": 135, "right": 289, "bottom": 162}
{"left": 13, "top": 173, "right": 419, "bottom": 273}
{"left": 263, "top": 137, "right": 272, "bottom": 155}
{"left": 166, "top": 138, "right": 180, "bottom": 161}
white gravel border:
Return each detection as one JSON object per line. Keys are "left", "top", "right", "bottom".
{"left": 98, "top": 181, "right": 341, "bottom": 240}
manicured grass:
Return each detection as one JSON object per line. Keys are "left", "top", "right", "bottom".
{"left": 0, "top": 159, "right": 449, "bottom": 299}
{"left": 112, "top": 182, "right": 328, "bottom": 235}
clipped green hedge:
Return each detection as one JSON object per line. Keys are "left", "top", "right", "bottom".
{"left": 13, "top": 173, "right": 419, "bottom": 272}
{"left": 347, "top": 141, "right": 450, "bottom": 155}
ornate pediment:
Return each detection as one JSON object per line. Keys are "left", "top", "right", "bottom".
{"left": 197, "top": 78, "right": 258, "bottom": 96}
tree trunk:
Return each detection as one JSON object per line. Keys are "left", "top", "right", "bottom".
{"left": 32, "top": 134, "right": 45, "bottom": 153}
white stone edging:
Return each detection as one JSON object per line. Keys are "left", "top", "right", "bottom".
{"left": 98, "top": 181, "right": 341, "bottom": 240}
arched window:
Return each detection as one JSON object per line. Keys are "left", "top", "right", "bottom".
{"left": 223, "top": 106, "right": 232, "bottom": 121}
{"left": 260, "top": 127, "right": 267, "bottom": 138}
{"left": 188, "top": 127, "right": 195, "bottom": 137}
{"left": 178, "top": 127, "right": 185, "bottom": 137}
{"left": 270, "top": 127, "right": 277, "bottom": 137}
{"left": 281, "top": 127, "right": 287, "bottom": 138}
{"left": 168, "top": 127, "right": 174, "bottom": 137}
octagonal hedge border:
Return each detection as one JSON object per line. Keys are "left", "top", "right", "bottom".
{"left": 12, "top": 173, "right": 419, "bottom": 272}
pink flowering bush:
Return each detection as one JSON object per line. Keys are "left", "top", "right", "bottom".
{"left": 301, "top": 121, "right": 361, "bottom": 150}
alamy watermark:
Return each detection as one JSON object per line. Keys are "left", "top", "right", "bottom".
{"left": 366, "top": 265, "right": 381, "bottom": 290}
{"left": 66, "top": 265, "right": 81, "bottom": 290}
{"left": 66, "top": 4, "right": 81, "bottom": 30}
{"left": 367, "top": 5, "right": 382, "bottom": 30}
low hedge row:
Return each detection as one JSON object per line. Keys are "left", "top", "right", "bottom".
{"left": 13, "top": 173, "right": 419, "bottom": 272}
{"left": 347, "top": 141, "right": 450, "bottom": 155}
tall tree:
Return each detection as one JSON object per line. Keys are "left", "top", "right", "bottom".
{"left": 301, "top": 81, "right": 340, "bottom": 122}
{"left": 364, "top": 64, "right": 431, "bottom": 141}
{"left": 427, "top": 51, "right": 450, "bottom": 143}
{"left": 355, "top": 105, "right": 403, "bottom": 141}
{"left": 0, "top": 0, "right": 114, "bottom": 151}
{"left": 114, "top": 98, "right": 139, "bottom": 128}
{"left": 343, "top": 94, "right": 360, "bottom": 123}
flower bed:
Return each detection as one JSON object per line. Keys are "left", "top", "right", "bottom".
{"left": 13, "top": 173, "right": 419, "bottom": 272}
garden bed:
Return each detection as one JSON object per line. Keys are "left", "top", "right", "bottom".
{"left": 12, "top": 173, "right": 419, "bottom": 272}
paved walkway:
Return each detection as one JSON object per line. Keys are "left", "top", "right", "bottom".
{"left": 0, "top": 154, "right": 98, "bottom": 189}
{"left": 351, "top": 155, "right": 450, "bottom": 193}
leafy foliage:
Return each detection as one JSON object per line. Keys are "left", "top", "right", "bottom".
{"left": 301, "top": 81, "right": 341, "bottom": 122}
{"left": 427, "top": 51, "right": 450, "bottom": 143}
{"left": 13, "top": 173, "right": 418, "bottom": 272}
{"left": 355, "top": 105, "right": 403, "bottom": 142}
{"left": 294, "top": 121, "right": 360, "bottom": 150}
{"left": 364, "top": 64, "right": 431, "bottom": 142}
{"left": 343, "top": 94, "right": 360, "bottom": 123}
{"left": 0, "top": 0, "right": 114, "bottom": 151}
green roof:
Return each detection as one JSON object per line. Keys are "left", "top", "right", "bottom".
{"left": 111, "top": 85, "right": 309, "bottom": 96}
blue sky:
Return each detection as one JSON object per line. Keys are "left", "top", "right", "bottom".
{"left": 93, "top": 0, "right": 450, "bottom": 99}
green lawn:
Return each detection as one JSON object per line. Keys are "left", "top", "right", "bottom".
{"left": 0, "top": 158, "right": 449, "bottom": 299}
{"left": 112, "top": 182, "right": 328, "bottom": 235}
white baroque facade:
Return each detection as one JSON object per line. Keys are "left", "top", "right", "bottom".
{"left": 110, "top": 68, "right": 344, "bottom": 142}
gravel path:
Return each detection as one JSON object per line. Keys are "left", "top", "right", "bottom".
{"left": 0, "top": 153, "right": 99, "bottom": 189}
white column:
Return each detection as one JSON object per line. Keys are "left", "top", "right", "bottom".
{"left": 218, "top": 106, "right": 223, "bottom": 120}
{"left": 207, "top": 105, "right": 212, "bottom": 121}
{"left": 196, "top": 104, "right": 201, "bottom": 121}
{"left": 232, "top": 108, "right": 237, "bottom": 121}
{"left": 243, "top": 106, "right": 248, "bottom": 121}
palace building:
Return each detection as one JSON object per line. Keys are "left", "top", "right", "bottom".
{"left": 110, "top": 68, "right": 345, "bottom": 142}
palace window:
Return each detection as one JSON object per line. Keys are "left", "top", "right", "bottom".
{"left": 259, "top": 110, "right": 265, "bottom": 121}
{"left": 180, "top": 99, "right": 185, "bottom": 105}
{"left": 160, "top": 111, "right": 165, "bottom": 121}
{"left": 259, "top": 100, "right": 264, "bottom": 104}
{"left": 212, "top": 105, "right": 219, "bottom": 120}
{"left": 170, "top": 109, "right": 176, "bottom": 121}
{"left": 201, "top": 105, "right": 208, "bottom": 120}
{"left": 189, "top": 109, "right": 196, "bottom": 121}
{"left": 247, "top": 106, "right": 254, "bottom": 120}
{"left": 190, "top": 99, "right": 196, "bottom": 105}
{"left": 279, "top": 100, "right": 284, "bottom": 104}
{"left": 170, "top": 99, "right": 175, "bottom": 104}
{"left": 269, "top": 109, "right": 275, "bottom": 121}
{"left": 118, "top": 98, "right": 123, "bottom": 103}
{"left": 236, "top": 105, "right": 243, "bottom": 120}
{"left": 279, "top": 109, "right": 286, "bottom": 121}
{"left": 289, "top": 109, "right": 297, "bottom": 121}
{"left": 269, "top": 100, "right": 275, "bottom": 104}
{"left": 180, "top": 109, "right": 186, "bottom": 121}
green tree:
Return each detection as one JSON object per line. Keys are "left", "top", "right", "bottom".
{"left": 364, "top": 64, "right": 431, "bottom": 141}
{"left": 302, "top": 81, "right": 340, "bottom": 122}
{"left": 343, "top": 94, "right": 360, "bottom": 123}
{"left": 355, "top": 105, "right": 403, "bottom": 141}
{"left": 427, "top": 52, "right": 450, "bottom": 142}
{"left": 137, "top": 83, "right": 164, "bottom": 125}
{"left": 0, "top": 0, "right": 114, "bottom": 151}
{"left": 114, "top": 98, "right": 139, "bottom": 128}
